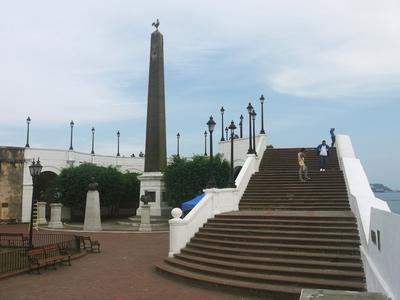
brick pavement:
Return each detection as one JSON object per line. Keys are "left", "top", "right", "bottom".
{"left": 0, "top": 224, "right": 262, "bottom": 300}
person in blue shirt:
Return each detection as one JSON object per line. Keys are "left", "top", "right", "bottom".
{"left": 316, "top": 140, "right": 330, "bottom": 171}
{"left": 330, "top": 128, "right": 336, "bottom": 147}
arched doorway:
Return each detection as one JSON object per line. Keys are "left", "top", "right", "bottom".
{"left": 233, "top": 166, "right": 242, "bottom": 179}
{"left": 37, "top": 171, "right": 58, "bottom": 219}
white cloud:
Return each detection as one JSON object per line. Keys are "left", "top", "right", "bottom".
{"left": 0, "top": 0, "right": 399, "bottom": 129}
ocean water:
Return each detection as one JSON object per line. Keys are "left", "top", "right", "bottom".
{"left": 374, "top": 191, "right": 400, "bottom": 214}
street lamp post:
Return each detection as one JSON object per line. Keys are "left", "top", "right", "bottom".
{"left": 25, "top": 117, "right": 31, "bottom": 148}
{"left": 252, "top": 110, "right": 257, "bottom": 155}
{"left": 228, "top": 121, "right": 237, "bottom": 188}
{"left": 204, "top": 131, "right": 207, "bottom": 156}
{"left": 220, "top": 106, "right": 225, "bottom": 141}
{"left": 239, "top": 114, "right": 243, "bottom": 138}
{"left": 28, "top": 158, "right": 42, "bottom": 248}
{"left": 259, "top": 94, "right": 265, "bottom": 134}
{"left": 207, "top": 116, "right": 216, "bottom": 188}
{"left": 91, "top": 127, "right": 95, "bottom": 155}
{"left": 117, "top": 131, "right": 120, "bottom": 157}
{"left": 176, "top": 133, "right": 180, "bottom": 158}
{"left": 246, "top": 102, "right": 254, "bottom": 154}
{"left": 69, "top": 120, "right": 74, "bottom": 150}
{"left": 225, "top": 127, "right": 228, "bottom": 141}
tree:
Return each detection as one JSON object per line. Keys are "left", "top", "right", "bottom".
{"left": 163, "top": 154, "right": 230, "bottom": 208}
{"left": 46, "top": 163, "right": 140, "bottom": 219}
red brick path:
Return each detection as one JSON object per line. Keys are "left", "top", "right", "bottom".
{"left": 0, "top": 224, "right": 261, "bottom": 300}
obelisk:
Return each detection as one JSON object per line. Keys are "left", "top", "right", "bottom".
{"left": 144, "top": 19, "right": 167, "bottom": 172}
{"left": 136, "top": 20, "right": 170, "bottom": 216}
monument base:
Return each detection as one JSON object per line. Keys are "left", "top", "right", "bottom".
{"left": 84, "top": 190, "right": 102, "bottom": 231}
{"left": 38, "top": 202, "right": 47, "bottom": 225}
{"left": 48, "top": 203, "right": 63, "bottom": 229}
{"left": 136, "top": 172, "right": 171, "bottom": 217}
{"left": 139, "top": 204, "right": 151, "bottom": 232}
{"left": 48, "top": 221, "right": 63, "bottom": 229}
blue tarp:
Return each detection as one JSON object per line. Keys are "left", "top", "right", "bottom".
{"left": 181, "top": 193, "right": 205, "bottom": 212}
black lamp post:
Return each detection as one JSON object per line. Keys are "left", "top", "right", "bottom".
{"left": 204, "top": 131, "right": 207, "bottom": 156}
{"left": 246, "top": 102, "right": 254, "bottom": 154}
{"left": 176, "top": 133, "right": 180, "bottom": 158}
{"left": 259, "top": 94, "right": 265, "bottom": 134}
{"left": 117, "top": 131, "right": 120, "bottom": 157}
{"left": 28, "top": 158, "right": 42, "bottom": 249}
{"left": 252, "top": 110, "right": 257, "bottom": 155}
{"left": 69, "top": 120, "right": 74, "bottom": 150}
{"left": 225, "top": 127, "right": 228, "bottom": 141}
{"left": 91, "top": 127, "right": 95, "bottom": 155}
{"left": 220, "top": 106, "right": 225, "bottom": 141}
{"left": 228, "top": 120, "right": 237, "bottom": 188}
{"left": 239, "top": 114, "right": 243, "bottom": 138}
{"left": 207, "top": 116, "right": 216, "bottom": 188}
{"left": 25, "top": 116, "right": 31, "bottom": 148}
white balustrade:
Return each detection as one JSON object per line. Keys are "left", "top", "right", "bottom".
{"left": 336, "top": 134, "right": 399, "bottom": 300}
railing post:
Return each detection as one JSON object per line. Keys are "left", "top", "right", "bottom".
{"left": 168, "top": 208, "right": 185, "bottom": 257}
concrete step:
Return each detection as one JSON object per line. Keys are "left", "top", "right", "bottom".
{"left": 155, "top": 261, "right": 301, "bottom": 299}
{"left": 191, "top": 237, "right": 361, "bottom": 255}
{"left": 194, "top": 232, "right": 360, "bottom": 247}
{"left": 163, "top": 258, "right": 365, "bottom": 290}
{"left": 204, "top": 222, "right": 359, "bottom": 233}
{"left": 181, "top": 247, "right": 364, "bottom": 271}
{"left": 186, "top": 243, "right": 363, "bottom": 263}
{"left": 209, "top": 218, "right": 357, "bottom": 227}
{"left": 198, "top": 227, "right": 359, "bottom": 240}
{"left": 174, "top": 253, "right": 365, "bottom": 281}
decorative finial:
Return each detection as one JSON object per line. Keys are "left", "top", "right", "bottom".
{"left": 152, "top": 19, "right": 160, "bottom": 29}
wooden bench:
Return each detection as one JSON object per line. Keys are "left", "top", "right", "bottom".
{"left": 27, "top": 245, "right": 71, "bottom": 274}
{"left": 0, "top": 233, "right": 29, "bottom": 248}
{"left": 44, "top": 244, "right": 71, "bottom": 266}
{"left": 27, "top": 248, "right": 58, "bottom": 274}
{"left": 78, "top": 236, "right": 101, "bottom": 253}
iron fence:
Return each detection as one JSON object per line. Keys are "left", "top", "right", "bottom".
{"left": 0, "top": 233, "right": 28, "bottom": 248}
{"left": 0, "top": 248, "right": 28, "bottom": 274}
{"left": 0, "top": 233, "right": 81, "bottom": 274}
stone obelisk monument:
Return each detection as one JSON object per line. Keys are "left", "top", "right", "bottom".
{"left": 136, "top": 20, "right": 170, "bottom": 216}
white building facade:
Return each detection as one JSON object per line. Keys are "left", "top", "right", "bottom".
{"left": 21, "top": 148, "right": 144, "bottom": 222}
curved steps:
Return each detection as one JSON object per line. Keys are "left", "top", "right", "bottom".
{"left": 156, "top": 147, "right": 366, "bottom": 298}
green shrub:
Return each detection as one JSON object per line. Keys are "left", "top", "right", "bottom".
{"left": 46, "top": 163, "right": 140, "bottom": 218}
{"left": 163, "top": 154, "right": 230, "bottom": 208}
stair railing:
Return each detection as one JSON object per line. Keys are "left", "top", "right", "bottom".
{"left": 168, "top": 134, "right": 266, "bottom": 257}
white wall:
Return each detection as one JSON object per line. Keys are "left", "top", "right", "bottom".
{"left": 366, "top": 209, "right": 400, "bottom": 297}
{"left": 21, "top": 147, "right": 144, "bottom": 222}
{"left": 218, "top": 135, "right": 264, "bottom": 168}
{"left": 336, "top": 134, "right": 399, "bottom": 300}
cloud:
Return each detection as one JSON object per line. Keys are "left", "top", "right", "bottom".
{"left": 0, "top": 1, "right": 148, "bottom": 126}
{"left": 1, "top": 0, "right": 399, "bottom": 130}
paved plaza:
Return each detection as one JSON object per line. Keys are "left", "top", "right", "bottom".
{"left": 0, "top": 224, "right": 262, "bottom": 300}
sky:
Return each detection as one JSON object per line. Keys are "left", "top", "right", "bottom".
{"left": 0, "top": 0, "right": 399, "bottom": 189}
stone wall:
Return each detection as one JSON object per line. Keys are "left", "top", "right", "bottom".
{"left": 0, "top": 147, "right": 25, "bottom": 221}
